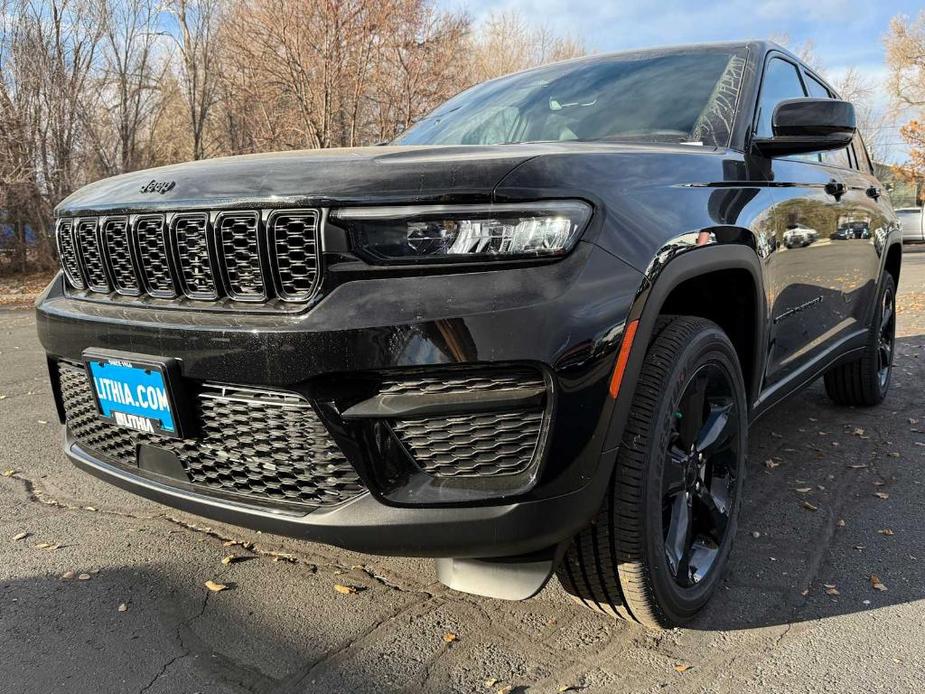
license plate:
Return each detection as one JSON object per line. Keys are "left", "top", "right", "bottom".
{"left": 84, "top": 352, "right": 182, "bottom": 437}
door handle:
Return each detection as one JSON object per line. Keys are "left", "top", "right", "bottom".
{"left": 866, "top": 186, "right": 881, "bottom": 200}
{"left": 824, "top": 179, "right": 846, "bottom": 200}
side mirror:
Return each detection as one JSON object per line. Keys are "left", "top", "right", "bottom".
{"left": 753, "top": 98, "right": 856, "bottom": 156}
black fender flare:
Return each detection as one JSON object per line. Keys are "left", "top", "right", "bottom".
{"left": 601, "top": 242, "right": 767, "bottom": 452}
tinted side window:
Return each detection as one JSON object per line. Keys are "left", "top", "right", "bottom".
{"left": 852, "top": 133, "right": 873, "bottom": 174}
{"left": 803, "top": 72, "right": 850, "bottom": 168}
{"left": 756, "top": 58, "right": 806, "bottom": 137}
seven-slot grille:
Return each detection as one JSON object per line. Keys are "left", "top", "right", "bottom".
{"left": 55, "top": 209, "right": 321, "bottom": 306}
{"left": 57, "top": 361, "right": 365, "bottom": 509}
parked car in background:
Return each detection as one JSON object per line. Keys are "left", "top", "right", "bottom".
{"left": 897, "top": 207, "right": 924, "bottom": 243}
{"left": 36, "top": 40, "right": 902, "bottom": 629}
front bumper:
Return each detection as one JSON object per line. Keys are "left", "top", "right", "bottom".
{"left": 38, "top": 242, "right": 642, "bottom": 558}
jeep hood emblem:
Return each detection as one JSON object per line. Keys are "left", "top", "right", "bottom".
{"left": 140, "top": 179, "right": 176, "bottom": 194}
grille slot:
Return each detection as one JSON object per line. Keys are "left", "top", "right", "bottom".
{"left": 173, "top": 213, "right": 217, "bottom": 299}
{"left": 56, "top": 220, "right": 85, "bottom": 289}
{"left": 218, "top": 212, "right": 265, "bottom": 300}
{"left": 75, "top": 219, "right": 109, "bottom": 292}
{"left": 58, "top": 362, "right": 365, "bottom": 508}
{"left": 102, "top": 217, "right": 140, "bottom": 295}
{"left": 135, "top": 215, "right": 177, "bottom": 298}
{"left": 385, "top": 369, "right": 548, "bottom": 479}
{"left": 269, "top": 211, "right": 320, "bottom": 301}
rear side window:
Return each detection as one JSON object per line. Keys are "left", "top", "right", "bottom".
{"left": 755, "top": 58, "right": 806, "bottom": 138}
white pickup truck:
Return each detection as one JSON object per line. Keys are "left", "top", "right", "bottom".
{"left": 898, "top": 207, "right": 925, "bottom": 243}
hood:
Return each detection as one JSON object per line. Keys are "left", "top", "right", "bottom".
{"left": 55, "top": 144, "right": 576, "bottom": 215}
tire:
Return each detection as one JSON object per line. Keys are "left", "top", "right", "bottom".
{"left": 557, "top": 316, "right": 748, "bottom": 629}
{"left": 823, "top": 274, "right": 896, "bottom": 407}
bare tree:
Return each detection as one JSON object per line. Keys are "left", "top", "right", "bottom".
{"left": 886, "top": 11, "right": 925, "bottom": 174}
{"left": 169, "top": 0, "right": 221, "bottom": 160}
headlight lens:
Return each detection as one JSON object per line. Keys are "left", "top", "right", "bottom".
{"left": 333, "top": 201, "right": 592, "bottom": 262}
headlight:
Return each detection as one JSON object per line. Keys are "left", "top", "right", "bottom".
{"left": 332, "top": 201, "right": 592, "bottom": 263}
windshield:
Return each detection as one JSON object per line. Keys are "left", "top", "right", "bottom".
{"left": 395, "top": 48, "right": 747, "bottom": 148}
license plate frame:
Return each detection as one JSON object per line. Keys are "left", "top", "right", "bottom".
{"left": 82, "top": 349, "right": 190, "bottom": 439}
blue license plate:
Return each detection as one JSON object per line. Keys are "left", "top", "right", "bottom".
{"left": 85, "top": 356, "right": 178, "bottom": 436}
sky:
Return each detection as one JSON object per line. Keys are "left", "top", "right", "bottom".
{"left": 441, "top": 0, "right": 923, "bottom": 162}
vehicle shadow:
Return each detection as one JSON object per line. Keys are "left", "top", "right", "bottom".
{"left": 689, "top": 333, "right": 925, "bottom": 631}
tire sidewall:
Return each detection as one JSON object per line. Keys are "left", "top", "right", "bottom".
{"left": 641, "top": 326, "right": 748, "bottom": 623}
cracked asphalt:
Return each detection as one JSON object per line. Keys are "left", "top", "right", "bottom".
{"left": 2, "top": 248, "right": 924, "bottom": 694}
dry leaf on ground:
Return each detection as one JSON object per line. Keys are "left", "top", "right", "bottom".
{"left": 12, "top": 532, "right": 29, "bottom": 541}
{"left": 875, "top": 492, "right": 890, "bottom": 500}
{"left": 77, "top": 573, "right": 91, "bottom": 581}
{"left": 118, "top": 603, "right": 128, "bottom": 612}
{"left": 802, "top": 501, "right": 818, "bottom": 512}
{"left": 204, "top": 580, "right": 228, "bottom": 592}
{"left": 334, "top": 584, "right": 358, "bottom": 595}
{"left": 674, "top": 663, "right": 693, "bottom": 673}
{"left": 443, "top": 632, "right": 458, "bottom": 643}
{"left": 879, "top": 528, "right": 895, "bottom": 536}
{"left": 871, "top": 575, "right": 888, "bottom": 591}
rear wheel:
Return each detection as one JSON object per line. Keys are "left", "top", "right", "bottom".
{"left": 557, "top": 316, "right": 747, "bottom": 628}
{"left": 824, "top": 273, "right": 896, "bottom": 407}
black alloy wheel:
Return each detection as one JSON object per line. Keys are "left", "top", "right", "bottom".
{"left": 824, "top": 273, "right": 896, "bottom": 407}
{"left": 662, "top": 364, "right": 740, "bottom": 588}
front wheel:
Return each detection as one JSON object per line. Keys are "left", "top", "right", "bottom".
{"left": 557, "top": 316, "right": 748, "bottom": 628}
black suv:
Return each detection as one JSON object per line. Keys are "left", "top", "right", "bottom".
{"left": 36, "top": 41, "right": 901, "bottom": 628}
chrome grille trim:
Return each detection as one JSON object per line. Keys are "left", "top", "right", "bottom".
{"left": 55, "top": 219, "right": 85, "bottom": 289}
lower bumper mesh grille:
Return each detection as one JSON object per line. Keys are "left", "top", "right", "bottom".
{"left": 386, "top": 369, "right": 548, "bottom": 479}
{"left": 57, "top": 362, "right": 365, "bottom": 508}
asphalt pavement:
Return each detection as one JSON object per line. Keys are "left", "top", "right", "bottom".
{"left": 1, "top": 248, "right": 924, "bottom": 693}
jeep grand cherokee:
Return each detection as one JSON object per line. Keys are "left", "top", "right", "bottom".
{"left": 36, "top": 41, "right": 902, "bottom": 628}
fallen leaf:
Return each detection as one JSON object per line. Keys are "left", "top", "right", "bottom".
{"left": 222, "top": 540, "right": 239, "bottom": 547}
{"left": 674, "top": 663, "right": 693, "bottom": 673}
{"left": 1, "top": 469, "right": 15, "bottom": 477}
{"left": 879, "top": 528, "right": 895, "bottom": 536}
{"left": 794, "top": 487, "right": 812, "bottom": 493}
{"left": 204, "top": 580, "right": 227, "bottom": 592}
{"left": 852, "top": 427, "right": 865, "bottom": 436}
{"left": 84, "top": 506, "right": 97, "bottom": 512}
{"left": 848, "top": 464, "right": 868, "bottom": 469}
{"left": 558, "top": 686, "right": 582, "bottom": 693}
{"left": 118, "top": 603, "right": 128, "bottom": 612}
{"left": 12, "top": 532, "right": 29, "bottom": 541}
{"left": 825, "top": 587, "right": 840, "bottom": 596}
{"left": 802, "top": 501, "right": 818, "bottom": 512}
{"left": 497, "top": 687, "right": 514, "bottom": 694}
{"left": 887, "top": 452, "right": 900, "bottom": 458}
{"left": 61, "top": 571, "right": 75, "bottom": 580}
{"left": 34, "top": 542, "right": 52, "bottom": 549}
{"left": 870, "top": 575, "right": 888, "bottom": 591}
{"left": 484, "top": 678, "right": 498, "bottom": 688}
{"left": 77, "top": 573, "right": 91, "bottom": 581}
{"left": 221, "top": 555, "right": 242, "bottom": 565}
{"left": 764, "top": 459, "right": 780, "bottom": 469}
{"left": 36, "top": 420, "right": 47, "bottom": 425}
{"left": 836, "top": 519, "right": 846, "bottom": 527}
{"left": 334, "top": 584, "right": 358, "bottom": 595}
{"left": 443, "top": 632, "right": 458, "bottom": 643}
{"left": 875, "top": 492, "right": 890, "bottom": 500}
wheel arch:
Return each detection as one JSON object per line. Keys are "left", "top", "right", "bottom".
{"left": 603, "top": 242, "right": 767, "bottom": 451}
